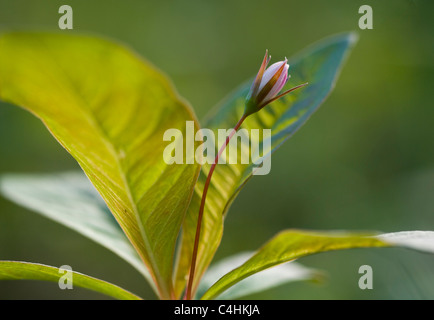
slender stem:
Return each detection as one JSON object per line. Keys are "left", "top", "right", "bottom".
{"left": 184, "top": 113, "right": 247, "bottom": 300}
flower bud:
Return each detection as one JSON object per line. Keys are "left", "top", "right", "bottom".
{"left": 244, "top": 50, "right": 307, "bottom": 116}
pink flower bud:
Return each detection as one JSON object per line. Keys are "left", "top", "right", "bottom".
{"left": 244, "top": 50, "right": 307, "bottom": 116}
{"left": 258, "top": 60, "right": 289, "bottom": 102}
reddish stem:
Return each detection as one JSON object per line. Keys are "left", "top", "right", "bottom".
{"left": 184, "top": 113, "right": 247, "bottom": 300}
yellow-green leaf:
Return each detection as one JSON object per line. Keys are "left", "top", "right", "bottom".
{"left": 0, "top": 261, "right": 141, "bottom": 300}
{"left": 0, "top": 32, "right": 201, "bottom": 299}
{"left": 201, "top": 229, "right": 388, "bottom": 300}
{"left": 201, "top": 230, "right": 434, "bottom": 300}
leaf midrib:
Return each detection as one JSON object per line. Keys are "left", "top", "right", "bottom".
{"left": 40, "top": 41, "right": 168, "bottom": 298}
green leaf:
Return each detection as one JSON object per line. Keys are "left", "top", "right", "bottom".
{"left": 196, "top": 252, "right": 321, "bottom": 300}
{"left": 0, "top": 32, "right": 201, "bottom": 299}
{"left": 0, "top": 261, "right": 141, "bottom": 300}
{"left": 200, "top": 230, "right": 383, "bottom": 300}
{"left": 0, "top": 171, "right": 156, "bottom": 292}
{"left": 175, "top": 32, "right": 358, "bottom": 297}
{"left": 201, "top": 230, "right": 434, "bottom": 300}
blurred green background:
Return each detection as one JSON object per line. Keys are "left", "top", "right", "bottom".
{"left": 0, "top": 0, "right": 433, "bottom": 299}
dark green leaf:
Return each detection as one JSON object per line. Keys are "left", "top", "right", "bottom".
{"left": 175, "top": 33, "right": 358, "bottom": 297}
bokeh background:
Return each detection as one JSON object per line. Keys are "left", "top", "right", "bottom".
{"left": 0, "top": 0, "right": 433, "bottom": 299}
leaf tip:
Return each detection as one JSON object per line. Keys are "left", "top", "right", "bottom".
{"left": 347, "top": 31, "right": 359, "bottom": 46}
